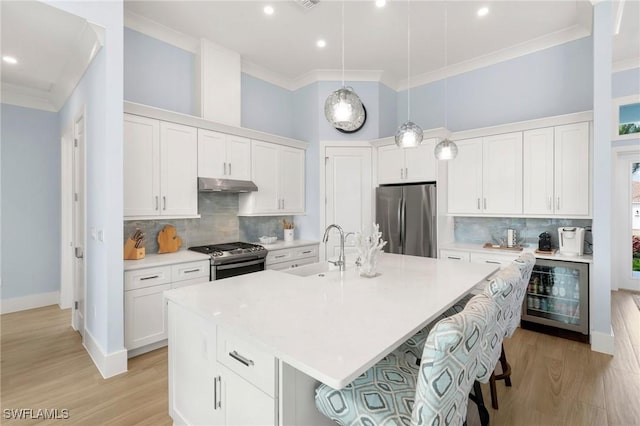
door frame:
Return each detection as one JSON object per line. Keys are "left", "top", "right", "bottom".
{"left": 612, "top": 145, "right": 640, "bottom": 291}
{"left": 61, "top": 106, "right": 87, "bottom": 334}
{"left": 319, "top": 140, "right": 375, "bottom": 261}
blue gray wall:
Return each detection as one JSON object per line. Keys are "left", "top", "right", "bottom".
{"left": 612, "top": 67, "right": 640, "bottom": 98}
{"left": 1, "top": 104, "right": 60, "bottom": 300}
{"left": 399, "top": 37, "right": 594, "bottom": 132}
{"left": 241, "top": 73, "right": 294, "bottom": 138}
{"left": 124, "top": 27, "right": 195, "bottom": 115}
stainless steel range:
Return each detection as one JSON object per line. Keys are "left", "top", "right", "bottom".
{"left": 189, "top": 242, "right": 267, "bottom": 281}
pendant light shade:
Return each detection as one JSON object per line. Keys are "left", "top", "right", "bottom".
{"left": 324, "top": 86, "right": 365, "bottom": 132}
{"left": 434, "top": 138, "right": 458, "bottom": 160}
{"left": 395, "top": 0, "right": 423, "bottom": 148}
{"left": 435, "top": 1, "right": 458, "bottom": 160}
{"left": 395, "top": 121, "right": 423, "bottom": 148}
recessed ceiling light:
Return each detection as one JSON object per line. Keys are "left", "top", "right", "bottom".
{"left": 264, "top": 5, "right": 274, "bottom": 15}
{"left": 316, "top": 39, "right": 326, "bottom": 48}
{"left": 477, "top": 7, "right": 489, "bottom": 17}
{"left": 375, "top": 0, "right": 387, "bottom": 7}
{"left": 2, "top": 56, "right": 17, "bottom": 64}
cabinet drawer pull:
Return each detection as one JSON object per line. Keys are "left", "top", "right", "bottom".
{"left": 477, "top": 198, "right": 481, "bottom": 210}
{"left": 405, "top": 167, "right": 408, "bottom": 178}
{"left": 213, "top": 376, "right": 221, "bottom": 409}
{"left": 483, "top": 198, "right": 487, "bottom": 210}
{"left": 485, "top": 260, "right": 501, "bottom": 265}
{"left": 302, "top": 250, "right": 312, "bottom": 254}
{"left": 140, "top": 275, "right": 159, "bottom": 280}
{"left": 224, "top": 162, "right": 227, "bottom": 175}
{"left": 183, "top": 268, "right": 200, "bottom": 274}
{"left": 275, "top": 254, "right": 287, "bottom": 259}
{"left": 548, "top": 196, "right": 552, "bottom": 210}
{"left": 229, "top": 163, "right": 232, "bottom": 175}
{"left": 557, "top": 197, "right": 560, "bottom": 210}
{"left": 155, "top": 196, "right": 159, "bottom": 211}
{"left": 229, "top": 350, "right": 254, "bottom": 367}
{"left": 163, "top": 196, "right": 167, "bottom": 210}
{"left": 400, "top": 168, "right": 404, "bottom": 179}
{"left": 447, "top": 256, "right": 462, "bottom": 260}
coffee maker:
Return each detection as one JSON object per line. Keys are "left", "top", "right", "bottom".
{"left": 538, "top": 232, "right": 552, "bottom": 251}
{"left": 558, "top": 227, "right": 585, "bottom": 256}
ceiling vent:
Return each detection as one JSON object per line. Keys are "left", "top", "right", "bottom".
{"left": 295, "top": 0, "right": 320, "bottom": 10}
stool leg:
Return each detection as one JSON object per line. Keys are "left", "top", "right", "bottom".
{"left": 489, "top": 372, "right": 499, "bottom": 410}
{"left": 473, "top": 381, "right": 490, "bottom": 426}
{"left": 498, "top": 344, "right": 512, "bottom": 387}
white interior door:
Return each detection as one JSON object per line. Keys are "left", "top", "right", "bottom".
{"left": 324, "top": 147, "right": 372, "bottom": 263}
{"left": 72, "top": 113, "right": 86, "bottom": 337}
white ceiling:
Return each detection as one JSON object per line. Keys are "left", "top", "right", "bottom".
{"left": 0, "top": 1, "right": 104, "bottom": 111}
{"left": 124, "top": 0, "right": 640, "bottom": 90}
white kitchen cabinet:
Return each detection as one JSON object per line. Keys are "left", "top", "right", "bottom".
{"left": 198, "top": 129, "right": 251, "bottom": 181}
{"left": 239, "top": 140, "right": 305, "bottom": 215}
{"left": 554, "top": 122, "right": 590, "bottom": 216}
{"left": 523, "top": 122, "right": 590, "bottom": 217}
{"left": 124, "top": 114, "right": 198, "bottom": 219}
{"left": 377, "top": 139, "right": 437, "bottom": 184}
{"left": 447, "top": 138, "right": 483, "bottom": 214}
{"left": 265, "top": 243, "right": 320, "bottom": 271}
{"left": 221, "top": 364, "right": 276, "bottom": 426}
{"left": 440, "top": 249, "right": 471, "bottom": 262}
{"left": 125, "top": 260, "right": 209, "bottom": 355}
{"left": 469, "top": 252, "right": 518, "bottom": 269}
{"left": 448, "top": 133, "right": 522, "bottom": 215}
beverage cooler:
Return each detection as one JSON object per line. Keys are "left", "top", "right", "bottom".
{"left": 522, "top": 259, "right": 589, "bottom": 338}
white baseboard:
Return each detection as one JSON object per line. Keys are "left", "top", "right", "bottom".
{"left": 1, "top": 291, "right": 60, "bottom": 314}
{"left": 590, "top": 327, "right": 615, "bottom": 355}
{"left": 83, "top": 329, "right": 128, "bottom": 379}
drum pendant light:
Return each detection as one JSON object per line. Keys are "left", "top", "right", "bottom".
{"left": 324, "top": 1, "right": 365, "bottom": 132}
{"left": 434, "top": 1, "right": 458, "bottom": 160}
{"left": 395, "top": 0, "right": 423, "bottom": 148}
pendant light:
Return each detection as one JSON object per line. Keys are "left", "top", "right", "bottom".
{"left": 324, "top": 1, "right": 365, "bottom": 132}
{"left": 395, "top": 0, "right": 423, "bottom": 148}
{"left": 434, "top": 1, "right": 458, "bottom": 160}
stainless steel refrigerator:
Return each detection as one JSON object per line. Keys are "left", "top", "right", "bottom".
{"left": 375, "top": 183, "right": 437, "bottom": 258}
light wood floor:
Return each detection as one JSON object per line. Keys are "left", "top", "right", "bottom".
{"left": 1, "top": 291, "right": 639, "bottom": 426}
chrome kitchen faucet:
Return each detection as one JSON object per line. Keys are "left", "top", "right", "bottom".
{"left": 323, "top": 224, "right": 346, "bottom": 271}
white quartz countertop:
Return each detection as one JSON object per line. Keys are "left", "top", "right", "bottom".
{"left": 124, "top": 250, "right": 210, "bottom": 271}
{"left": 257, "top": 239, "right": 319, "bottom": 250}
{"left": 164, "top": 253, "right": 498, "bottom": 389}
{"left": 440, "top": 242, "right": 593, "bottom": 264}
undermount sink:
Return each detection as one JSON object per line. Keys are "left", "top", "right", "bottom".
{"left": 284, "top": 261, "right": 339, "bottom": 277}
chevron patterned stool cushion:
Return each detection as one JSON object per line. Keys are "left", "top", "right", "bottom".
{"left": 315, "top": 350, "right": 418, "bottom": 426}
{"left": 507, "top": 253, "right": 536, "bottom": 337}
{"left": 411, "top": 295, "right": 490, "bottom": 426}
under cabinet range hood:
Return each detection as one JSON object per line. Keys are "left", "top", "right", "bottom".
{"left": 198, "top": 177, "right": 258, "bottom": 193}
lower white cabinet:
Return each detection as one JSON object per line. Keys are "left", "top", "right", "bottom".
{"left": 168, "top": 302, "right": 277, "bottom": 426}
{"left": 440, "top": 249, "right": 471, "bottom": 262}
{"left": 125, "top": 259, "right": 209, "bottom": 355}
{"left": 265, "top": 243, "right": 320, "bottom": 271}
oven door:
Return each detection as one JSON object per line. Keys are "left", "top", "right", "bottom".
{"left": 212, "top": 258, "right": 265, "bottom": 280}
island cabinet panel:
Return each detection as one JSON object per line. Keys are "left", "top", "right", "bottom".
{"left": 124, "top": 114, "right": 198, "bottom": 219}
{"left": 168, "top": 302, "right": 278, "bottom": 426}
{"left": 377, "top": 139, "right": 437, "bottom": 185}
{"left": 168, "top": 303, "right": 222, "bottom": 426}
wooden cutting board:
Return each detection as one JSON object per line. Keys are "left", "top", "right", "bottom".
{"left": 157, "top": 225, "right": 182, "bottom": 254}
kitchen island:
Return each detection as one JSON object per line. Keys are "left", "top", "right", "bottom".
{"left": 164, "top": 253, "right": 498, "bottom": 425}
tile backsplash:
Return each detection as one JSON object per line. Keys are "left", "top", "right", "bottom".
{"left": 454, "top": 217, "right": 593, "bottom": 252}
{"left": 124, "top": 192, "right": 292, "bottom": 253}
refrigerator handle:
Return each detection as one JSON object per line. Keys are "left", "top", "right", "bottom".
{"left": 398, "top": 198, "right": 403, "bottom": 251}
{"left": 400, "top": 197, "right": 406, "bottom": 254}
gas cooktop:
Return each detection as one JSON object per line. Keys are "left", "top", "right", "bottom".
{"left": 188, "top": 242, "right": 267, "bottom": 264}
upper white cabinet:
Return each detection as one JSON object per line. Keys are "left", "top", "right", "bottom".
{"left": 239, "top": 141, "right": 305, "bottom": 215}
{"left": 377, "top": 139, "right": 437, "bottom": 184}
{"left": 198, "top": 129, "right": 251, "bottom": 181}
{"left": 124, "top": 114, "right": 198, "bottom": 219}
{"left": 523, "top": 122, "right": 590, "bottom": 217}
{"left": 448, "top": 132, "right": 522, "bottom": 215}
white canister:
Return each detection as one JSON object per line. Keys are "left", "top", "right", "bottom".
{"left": 506, "top": 229, "right": 517, "bottom": 248}
{"left": 284, "top": 229, "right": 294, "bottom": 242}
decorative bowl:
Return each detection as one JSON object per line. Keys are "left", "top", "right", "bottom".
{"left": 259, "top": 236, "right": 277, "bottom": 245}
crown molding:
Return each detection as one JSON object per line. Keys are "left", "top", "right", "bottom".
{"left": 124, "top": 10, "right": 199, "bottom": 53}
{"left": 289, "top": 69, "right": 390, "bottom": 91}
{"left": 613, "top": 57, "right": 640, "bottom": 73}
{"left": 397, "top": 25, "right": 592, "bottom": 91}
{"left": 1, "top": 82, "right": 57, "bottom": 112}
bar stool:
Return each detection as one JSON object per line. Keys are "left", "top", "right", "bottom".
{"left": 315, "top": 294, "right": 495, "bottom": 426}
{"left": 486, "top": 253, "right": 536, "bottom": 409}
